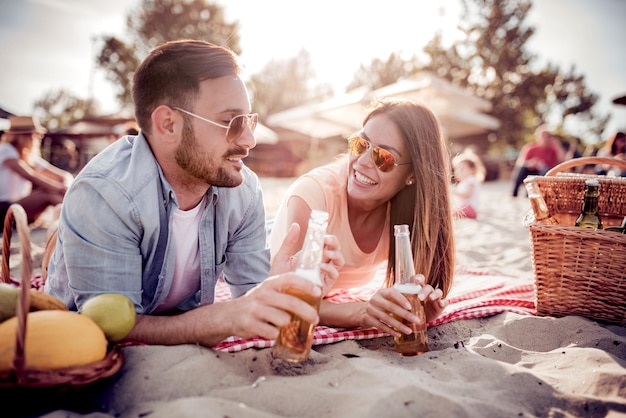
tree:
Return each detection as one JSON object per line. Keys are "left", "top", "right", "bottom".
{"left": 97, "top": 0, "right": 241, "bottom": 108}
{"left": 346, "top": 52, "right": 422, "bottom": 92}
{"left": 249, "top": 49, "right": 332, "bottom": 120}
{"left": 420, "top": 0, "right": 607, "bottom": 149}
{"left": 33, "top": 89, "right": 99, "bottom": 131}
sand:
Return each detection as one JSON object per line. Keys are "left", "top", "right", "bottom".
{"left": 3, "top": 179, "right": 626, "bottom": 418}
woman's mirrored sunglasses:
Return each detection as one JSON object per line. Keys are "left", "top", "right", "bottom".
{"left": 173, "top": 107, "right": 258, "bottom": 143}
{"left": 347, "top": 135, "right": 411, "bottom": 172}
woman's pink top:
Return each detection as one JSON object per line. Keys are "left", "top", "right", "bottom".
{"left": 269, "top": 161, "right": 389, "bottom": 291}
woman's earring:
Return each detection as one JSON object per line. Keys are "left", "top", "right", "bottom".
{"left": 406, "top": 180, "right": 414, "bottom": 186}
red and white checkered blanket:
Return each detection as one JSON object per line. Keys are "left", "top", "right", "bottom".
{"left": 10, "top": 268, "right": 536, "bottom": 353}
{"left": 213, "top": 268, "right": 536, "bottom": 352}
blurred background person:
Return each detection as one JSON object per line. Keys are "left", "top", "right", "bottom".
{"left": 53, "top": 139, "right": 80, "bottom": 174}
{"left": 451, "top": 149, "right": 486, "bottom": 220}
{"left": 511, "top": 124, "right": 563, "bottom": 197}
{"left": 595, "top": 131, "right": 626, "bottom": 176}
{"left": 553, "top": 134, "right": 584, "bottom": 173}
{"left": 562, "top": 136, "right": 583, "bottom": 161}
{"left": 0, "top": 115, "right": 73, "bottom": 226}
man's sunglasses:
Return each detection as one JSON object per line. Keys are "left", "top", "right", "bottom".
{"left": 173, "top": 107, "right": 258, "bottom": 143}
{"left": 347, "top": 135, "right": 411, "bottom": 172}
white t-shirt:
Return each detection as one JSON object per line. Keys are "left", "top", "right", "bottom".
{"left": 0, "top": 143, "right": 32, "bottom": 201}
{"left": 155, "top": 199, "right": 204, "bottom": 312}
{"left": 453, "top": 174, "right": 480, "bottom": 212}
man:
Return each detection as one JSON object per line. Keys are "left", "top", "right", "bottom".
{"left": 511, "top": 124, "right": 564, "bottom": 197}
{"left": 45, "top": 40, "right": 342, "bottom": 348}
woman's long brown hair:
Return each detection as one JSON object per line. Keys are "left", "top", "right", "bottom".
{"left": 367, "top": 98, "right": 455, "bottom": 297}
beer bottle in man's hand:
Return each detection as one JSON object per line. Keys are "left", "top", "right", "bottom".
{"left": 273, "top": 210, "right": 328, "bottom": 363}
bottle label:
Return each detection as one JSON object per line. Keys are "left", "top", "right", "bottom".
{"left": 295, "top": 267, "right": 323, "bottom": 287}
{"left": 393, "top": 283, "right": 423, "bottom": 295}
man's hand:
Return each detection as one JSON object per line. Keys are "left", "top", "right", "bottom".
{"left": 231, "top": 273, "right": 322, "bottom": 340}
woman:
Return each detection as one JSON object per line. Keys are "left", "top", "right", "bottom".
{"left": 0, "top": 116, "right": 72, "bottom": 226}
{"left": 595, "top": 131, "right": 626, "bottom": 176}
{"left": 269, "top": 98, "right": 454, "bottom": 338}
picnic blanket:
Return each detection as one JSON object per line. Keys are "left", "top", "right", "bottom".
{"left": 213, "top": 268, "right": 536, "bottom": 352}
{"left": 8, "top": 268, "right": 536, "bottom": 353}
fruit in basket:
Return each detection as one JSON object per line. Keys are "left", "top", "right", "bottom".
{"left": 0, "top": 283, "right": 68, "bottom": 323}
{"left": 0, "top": 310, "right": 107, "bottom": 371}
{"left": 81, "top": 293, "right": 136, "bottom": 342}
{"left": 0, "top": 284, "right": 17, "bottom": 322}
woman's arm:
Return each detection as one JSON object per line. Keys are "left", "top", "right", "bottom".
{"left": 38, "top": 159, "right": 74, "bottom": 186}
{"left": 319, "top": 300, "right": 367, "bottom": 329}
{"left": 284, "top": 195, "right": 315, "bottom": 251}
{"left": 320, "top": 281, "right": 448, "bottom": 334}
{"left": 3, "top": 158, "right": 67, "bottom": 194}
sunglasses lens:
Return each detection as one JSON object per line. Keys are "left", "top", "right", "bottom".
{"left": 227, "top": 114, "right": 257, "bottom": 142}
{"left": 248, "top": 114, "right": 258, "bottom": 133}
{"left": 348, "top": 136, "right": 368, "bottom": 156}
{"left": 372, "top": 147, "right": 397, "bottom": 172}
{"left": 348, "top": 135, "right": 401, "bottom": 172}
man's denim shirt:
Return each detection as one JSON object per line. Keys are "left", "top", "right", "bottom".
{"left": 44, "top": 132, "right": 271, "bottom": 313}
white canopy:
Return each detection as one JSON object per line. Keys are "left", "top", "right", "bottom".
{"left": 267, "top": 71, "right": 500, "bottom": 140}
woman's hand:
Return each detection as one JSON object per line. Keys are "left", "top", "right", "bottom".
{"left": 358, "top": 275, "right": 448, "bottom": 336}
{"left": 268, "top": 223, "right": 301, "bottom": 277}
{"left": 269, "top": 223, "right": 344, "bottom": 297}
{"left": 413, "top": 275, "right": 448, "bottom": 324}
{"left": 319, "top": 234, "right": 344, "bottom": 296}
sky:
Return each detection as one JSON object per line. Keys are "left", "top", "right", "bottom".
{"left": 1, "top": 0, "right": 625, "bottom": 143}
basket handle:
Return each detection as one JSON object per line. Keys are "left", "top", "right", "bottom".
{"left": 2, "top": 204, "right": 33, "bottom": 380}
{"left": 545, "top": 156, "right": 626, "bottom": 177}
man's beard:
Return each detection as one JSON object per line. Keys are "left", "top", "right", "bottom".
{"left": 175, "top": 121, "right": 244, "bottom": 188}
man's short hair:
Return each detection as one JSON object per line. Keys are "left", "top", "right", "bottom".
{"left": 132, "top": 40, "right": 242, "bottom": 134}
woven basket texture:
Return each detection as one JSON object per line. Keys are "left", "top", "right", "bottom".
{"left": 528, "top": 157, "right": 626, "bottom": 325}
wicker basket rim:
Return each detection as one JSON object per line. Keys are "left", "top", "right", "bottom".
{"left": 545, "top": 156, "right": 626, "bottom": 176}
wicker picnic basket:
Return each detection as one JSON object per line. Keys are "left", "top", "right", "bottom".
{"left": 0, "top": 203, "right": 124, "bottom": 389}
{"left": 527, "top": 157, "right": 626, "bottom": 325}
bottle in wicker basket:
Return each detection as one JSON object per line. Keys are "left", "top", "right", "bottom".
{"left": 522, "top": 176, "right": 558, "bottom": 227}
{"left": 575, "top": 179, "right": 602, "bottom": 230}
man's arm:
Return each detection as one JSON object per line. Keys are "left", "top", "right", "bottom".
{"left": 124, "top": 273, "right": 323, "bottom": 347}
{"left": 514, "top": 143, "right": 531, "bottom": 167}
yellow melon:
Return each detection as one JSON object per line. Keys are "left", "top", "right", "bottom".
{"left": 0, "top": 310, "right": 107, "bottom": 371}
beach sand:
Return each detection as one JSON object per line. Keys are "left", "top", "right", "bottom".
{"left": 4, "top": 179, "right": 626, "bottom": 418}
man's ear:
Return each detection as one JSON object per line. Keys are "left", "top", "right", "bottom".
{"left": 151, "top": 105, "right": 180, "bottom": 142}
